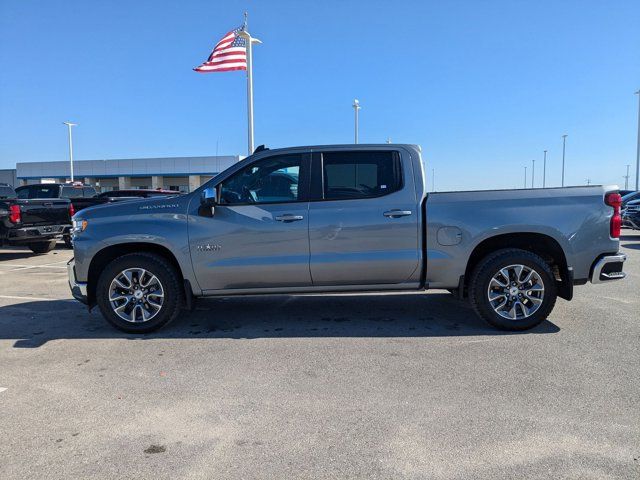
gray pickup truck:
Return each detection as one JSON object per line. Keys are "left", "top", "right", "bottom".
{"left": 67, "top": 144, "right": 626, "bottom": 333}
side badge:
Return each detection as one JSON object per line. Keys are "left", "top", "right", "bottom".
{"left": 197, "top": 244, "right": 222, "bottom": 252}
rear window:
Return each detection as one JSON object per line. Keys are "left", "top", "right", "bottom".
{"left": 322, "top": 151, "right": 402, "bottom": 200}
{"left": 17, "top": 185, "right": 61, "bottom": 199}
{"left": 83, "top": 187, "right": 97, "bottom": 197}
{"left": 61, "top": 186, "right": 84, "bottom": 198}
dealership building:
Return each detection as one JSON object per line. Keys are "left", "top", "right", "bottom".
{"left": 9, "top": 155, "right": 243, "bottom": 192}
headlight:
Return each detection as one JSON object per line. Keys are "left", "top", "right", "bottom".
{"left": 72, "top": 218, "right": 88, "bottom": 234}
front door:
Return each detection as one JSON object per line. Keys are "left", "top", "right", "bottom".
{"left": 308, "top": 149, "right": 419, "bottom": 286}
{"left": 189, "top": 153, "right": 312, "bottom": 291}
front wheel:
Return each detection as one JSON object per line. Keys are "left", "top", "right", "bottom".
{"left": 96, "top": 253, "right": 184, "bottom": 333}
{"left": 469, "top": 249, "right": 557, "bottom": 331}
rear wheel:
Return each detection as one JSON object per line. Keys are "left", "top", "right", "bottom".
{"left": 96, "top": 253, "right": 184, "bottom": 333}
{"left": 63, "top": 235, "right": 73, "bottom": 249}
{"left": 29, "top": 239, "right": 57, "bottom": 254}
{"left": 469, "top": 249, "right": 557, "bottom": 330}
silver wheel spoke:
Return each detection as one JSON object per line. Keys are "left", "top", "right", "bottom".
{"left": 513, "top": 265, "right": 524, "bottom": 282}
{"left": 488, "top": 291, "right": 506, "bottom": 301}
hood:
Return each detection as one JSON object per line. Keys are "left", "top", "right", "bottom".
{"left": 75, "top": 194, "right": 189, "bottom": 219}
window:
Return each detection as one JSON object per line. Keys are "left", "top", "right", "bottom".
{"left": 61, "top": 186, "right": 84, "bottom": 198}
{"left": 219, "top": 154, "right": 302, "bottom": 205}
{"left": 322, "top": 151, "right": 402, "bottom": 200}
{"left": 83, "top": 187, "right": 97, "bottom": 198}
{"left": 17, "top": 185, "right": 61, "bottom": 199}
{"left": 0, "top": 186, "right": 15, "bottom": 199}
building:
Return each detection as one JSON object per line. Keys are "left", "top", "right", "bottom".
{"left": 15, "top": 155, "right": 242, "bottom": 192}
{"left": 0, "top": 168, "right": 17, "bottom": 187}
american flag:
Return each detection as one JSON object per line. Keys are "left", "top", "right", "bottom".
{"left": 194, "top": 25, "right": 247, "bottom": 73}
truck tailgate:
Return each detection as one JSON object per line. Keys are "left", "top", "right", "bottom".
{"left": 18, "top": 199, "right": 71, "bottom": 226}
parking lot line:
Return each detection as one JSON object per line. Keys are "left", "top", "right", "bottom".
{"left": 6, "top": 265, "right": 69, "bottom": 272}
{"left": 0, "top": 294, "right": 74, "bottom": 302}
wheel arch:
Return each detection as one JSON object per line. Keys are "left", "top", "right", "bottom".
{"left": 87, "top": 242, "right": 185, "bottom": 307}
{"left": 463, "top": 232, "right": 573, "bottom": 300}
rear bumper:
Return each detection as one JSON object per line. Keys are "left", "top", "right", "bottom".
{"left": 67, "top": 258, "right": 88, "bottom": 304}
{"left": 6, "top": 224, "right": 69, "bottom": 244}
{"left": 590, "top": 253, "right": 627, "bottom": 284}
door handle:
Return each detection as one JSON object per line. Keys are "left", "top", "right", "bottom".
{"left": 383, "top": 209, "right": 412, "bottom": 218}
{"left": 275, "top": 214, "right": 304, "bottom": 222}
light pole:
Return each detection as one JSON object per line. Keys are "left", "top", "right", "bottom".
{"left": 531, "top": 159, "right": 536, "bottom": 188}
{"left": 524, "top": 166, "right": 527, "bottom": 188}
{"left": 624, "top": 164, "right": 631, "bottom": 190}
{"left": 634, "top": 90, "right": 639, "bottom": 190}
{"left": 543, "top": 150, "right": 547, "bottom": 188}
{"left": 561, "top": 134, "right": 568, "bottom": 187}
{"left": 63, "top": 122, "right": 77, "bottom": 182}
{"left": 352, "top": 99, "right": 361, "bottom": 144}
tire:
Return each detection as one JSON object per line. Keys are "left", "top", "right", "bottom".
{"left": 469, "top": 248, "right": 557, "bottom": 331}
{"left": 29, "top": 239, "right": 57, "bottom": 254}
{"left": 96, "top": 253, "right": 184, "bottom": 333}
{"left": 63, "top": 235, "right": 73, "bottom": 249}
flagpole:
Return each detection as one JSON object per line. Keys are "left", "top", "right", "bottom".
{"left": 239, "top": 13, "right": 261, "bottom": 156}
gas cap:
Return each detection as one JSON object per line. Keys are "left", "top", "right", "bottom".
{"left": 437, "top": 226, "right": 463, "bottom": 246}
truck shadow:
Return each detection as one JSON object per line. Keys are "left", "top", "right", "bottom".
{"left": 0, "top": 292, "right": 560, "bottom": 348}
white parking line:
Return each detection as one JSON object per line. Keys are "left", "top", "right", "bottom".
{"left": 0, "top": 295, "right": 74, "bottom": 302}
{"left": 0, "top": 388, "right": 7, "bottom": 394}
{"left": 7, "top": 265, "right": 68, "bottom": 272}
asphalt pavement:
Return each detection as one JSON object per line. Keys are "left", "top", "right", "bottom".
{"left": 1, "top": 233, "right": 639, "bottom": 479}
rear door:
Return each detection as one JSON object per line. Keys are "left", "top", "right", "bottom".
{"left": 308, "top": 149, "right": 419, "bottom": 286}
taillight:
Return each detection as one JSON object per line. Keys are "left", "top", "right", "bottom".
{"left": 69, "top": 202, "right": 75, "bottom": 218}
{"left": 605, "top": 192, "right": 622, "bottom": 238}
{"left": 9, "top": 204, "right": 21, "bottom": 224}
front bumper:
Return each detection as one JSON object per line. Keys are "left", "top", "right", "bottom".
{"left": 590, "top": 253, "right": 627, "bottom": 284}
{"left": 67, "top": 258, "right": 88, "bottom": 304}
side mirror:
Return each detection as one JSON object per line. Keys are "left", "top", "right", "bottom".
{"left": 199, "top": 187, "right": 218, "bottom": 216}
{"left": 200, "top": 187, "right": 218, "bottom": 207}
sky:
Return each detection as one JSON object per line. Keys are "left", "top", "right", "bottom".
{"left": 1, "top": 0, "right": 639, "bottom": 191}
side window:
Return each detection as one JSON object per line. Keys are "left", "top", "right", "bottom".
{"left": 16, "top": 187, "right": 30, "bottom": 199}
{"left": 219, "top": 154, "right": 302, "bottom": 205}
{"left": 321, "top": 151, "right": 402, "bottom": 200}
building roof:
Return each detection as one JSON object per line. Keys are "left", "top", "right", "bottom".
{"left": 16, "top": 155, "right": 241, "bottom": 179}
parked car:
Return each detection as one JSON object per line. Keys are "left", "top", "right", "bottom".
{"left": 96, "top": 189, "right": 184, "bottom": 200}
{"left": 1, "top": 183, "right": 72, "bottom": 253}
{"left": 621, "top": 191, "right": 640, "bottom": 207}
{"left": 622, "top": 199, "right": 640, "bottom": 230}
{"left": 618, "top": 189, "right": 635, "bottom": 197}
{"left": 68, "top": 144, "right": 627, "bottom": 333}
{"left": 15, "top": 182, "right": 137, "bottom": 247}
